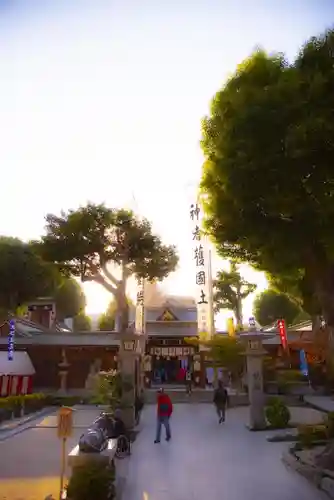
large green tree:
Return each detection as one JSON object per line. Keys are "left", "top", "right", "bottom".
{"left": 200, "top": 28, "right": 334, "bottom": 332}
{"left": 0, "top": 236, "right": 59, "bottom": 316}
{"left": 214, "top": 261, "right": 256, "bottom": 327}
{"left": 253, "top": 289, "right": 302, "bottom": 327}
{"left": 36, "top": 203, "right": 178, "bottom": 332}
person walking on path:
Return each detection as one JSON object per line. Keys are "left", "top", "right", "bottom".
{"left": 185, "top": 369, "right": 192, "bottom": 395}
{"left": 213, "top": 380, "right": 229, "bottom": 424}
{"left": 154, "top": 388, "right": 173, "bottom": 443}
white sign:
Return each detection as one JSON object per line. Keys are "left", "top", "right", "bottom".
{"left": 135, "top": 278, "right": 145, "bottom": 334}
{"left": 190, "top": 202, "right": 213, "bottom": 341}
{"left": 123, "top": 340, "right": 136, "bottom": 351}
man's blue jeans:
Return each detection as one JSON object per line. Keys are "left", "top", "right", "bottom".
{"left": 156, "top": 415, "right": 171, "bottom": 441}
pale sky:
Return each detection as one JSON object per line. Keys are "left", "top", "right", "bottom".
{"left": 0, "top": 0, "right": 332, "bottom": 326}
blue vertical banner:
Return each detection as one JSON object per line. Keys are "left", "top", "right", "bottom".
{"left": 299, "top": 349, "right": 309, "bottom": 377}
{"left": 7, "top": 319, "right": 15, "bottom": 361}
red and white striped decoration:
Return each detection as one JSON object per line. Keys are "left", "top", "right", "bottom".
{"left": 0, "top": 375, "right": 33, "bottom": 397}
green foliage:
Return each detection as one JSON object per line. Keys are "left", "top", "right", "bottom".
{"left": 187, "top": 335, "right": 244, "bottom": 381}
{"left": 66, "top": 461, "right": 115, "bottom": 500}
{"left": 98, "top": 311, "right": 115, "bottom": 331}
{"left": 253, "top": 288, "right": 302, "bottom": 326}
{"left": 291, "top": 309, "right": 311, "bottom": 325}
{"left": 297, "top": 424, "right": 328, "bottom": 448}
{"left": 92, "top": 370, "right": 123, "bottom": 410}
{"left": 265, "top": 397, "right": 291, "bottom": 428}
{"left": 54, "top": 278, "right": 86, "bottom": 321}
{"left": 214, "top": 261, "right": 256, "bottom": 326}
{"left": 0, "top": 393, "right": 47, "bottom": 415}
{"left": 200, "top": 29, "right": 334, "bottom": 325}
{"left": 0, "top": 237, "right": 60, "bottom": 313}
{"left": 98, "top": 298, "right": 133, "bottom": 331}
{"left": 73, "top": 311, "right": 92, "bottom": 331}
{"left": 326, "top": 412, "right": 334, "bottom": 439}
{"left": 36, "top": 203, "right": 178, "bottom": 332}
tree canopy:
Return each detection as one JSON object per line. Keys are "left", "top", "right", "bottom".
{"left": 98, "top": 297, "right": 134, "bottom": 331}
{"left": 253, "top": 288, "right": 302, "bottom": 327}
{"left": 214, "top": 261, "right": 256, "bottom": 326}
{"left": 54, "top": 278, "right": 86, "bottom": 321}
{"left": 186, "top": 335, "right": 244, "bottom": 383}
{"left": 37, "top": 203, "right": 178, "bottom": 331}
{"left": 0, "top": 236, "right": 59, "bottom": 314}
{"left": 200, "top": 28, "right": 334, "bottom": 327}
{"left": 73, "top": 311, "right": 92, "bottom": 331}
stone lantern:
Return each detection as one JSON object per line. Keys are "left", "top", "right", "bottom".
{"left": 58, "top": 349, "right": 70, "bottom": 395}
{"left": 239, "top": 317, "right": 275, "bottom": 430}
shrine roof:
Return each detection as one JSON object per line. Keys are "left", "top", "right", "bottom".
{"left": 146, "top": 322, "right": 197, "bottom": 336}
{"left": 145, "top": 306, "right": 197, "bottom": 322}
{"left": 0, "top": 317, "right": 69, "bottom": 338}
{"left": 0, "top": 350, "right": 35, "bottom": 376}
{"left": 0, "top": 332, "right": 120, "bottom": 346}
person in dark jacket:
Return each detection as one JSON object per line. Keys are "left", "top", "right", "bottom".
{"left": 213, "top": 380, "right": 229, "bottom": 423}
{"left": 154, "top": 388, "right": 173, "bottom": 443}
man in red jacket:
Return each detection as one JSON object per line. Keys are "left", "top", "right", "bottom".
{"left": 154, "top": 388, "right": 173, "bottom": 443}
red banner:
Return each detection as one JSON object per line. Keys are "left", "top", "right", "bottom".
{"left": 277, "top": 319, "right": 288, "bottom": 350}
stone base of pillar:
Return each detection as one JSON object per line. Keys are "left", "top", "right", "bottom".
{"left": 121, "top": 406, "right": 135, "bottom": 430}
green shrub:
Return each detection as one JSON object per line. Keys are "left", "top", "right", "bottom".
{"left": 325, "top": 412, "right": 334, "bottom": 438}
{"left": 265, "top": 397, "right": 291, "bottom": 428}
{"left": 47, "top": 395, "right": 82, "bottom": 407}
{"left": 298, "top": 424, "right": 327, "bottom": 448}
{"left": 0, "top": 393, "right": 47, "bottom": 413}
{"left": 66, "top": 461, "right": 115, "bottom": 500}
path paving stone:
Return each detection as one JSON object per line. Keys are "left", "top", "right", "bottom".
{"left": 123, "top": 404, "right": 327, "bottom": 500}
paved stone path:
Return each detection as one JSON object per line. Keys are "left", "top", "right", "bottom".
{"left": 0, "top": 406, "right": 102, "bottom": 499}
{"left": 305, "top": 395, "right": 334, "bottom": 413}
{"left": 123, "top": 404, "right": 326, "bottom": 500}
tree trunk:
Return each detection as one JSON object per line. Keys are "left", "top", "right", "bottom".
{"left": 92, "top": 269, "right": 130, "bottom": 334}
{"left": 235, "top": 298, "right": 243, "bottom": 329}
{"left": 115, "top": 284, "right": 129, "bottom": 334}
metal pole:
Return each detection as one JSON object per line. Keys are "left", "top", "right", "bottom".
{"left": 59, "top": 437, "right": 66, "bottom": 500}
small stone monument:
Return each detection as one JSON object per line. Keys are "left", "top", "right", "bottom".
{"left": 239, "top": 317, "right": 274, "bottom": 430}
{"left": 85, "top": 359, "right": 102, "bottom": 394}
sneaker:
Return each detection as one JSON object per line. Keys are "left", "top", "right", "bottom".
{"left": 166, "top": 436, "right": 171, "bottom": 441}
{"left": 219, "top": 417, "right": 223, "bottom": 424}
{"left": 154, "top": 440, "right": 160, "bottom": 444}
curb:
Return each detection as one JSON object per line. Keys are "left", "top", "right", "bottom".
{"left": 0, "top": 406, "right": 53, "bottom": 432}
{"left": 115, "top": 457, "right": 130, "bottom": 500}
{"left": 282, "top": 446, "right": 334, "bottom": 497}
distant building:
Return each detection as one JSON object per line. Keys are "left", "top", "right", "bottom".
{"left": 143, "top": 282, "right": 200, "bottom": 385}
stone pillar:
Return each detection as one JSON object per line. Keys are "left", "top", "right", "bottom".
{"left": 117, "top": 333, "right": 145, "bottom": 429}
{"left": 239, "top": 330, "right": 274, "bottom": 430}
{"left": 119, "top": 351, "right": 136, "bottom": 429}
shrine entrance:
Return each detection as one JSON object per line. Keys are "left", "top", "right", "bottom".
{"left": 151, "top": 356, "right": 189, "bottom": 384}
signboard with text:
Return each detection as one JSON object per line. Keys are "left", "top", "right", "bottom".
{"left": 277, "top": 319, "right": 288, "bottom": 350}
{"left": 57, "top": 406, "right": 73, "bottom": 439}
{"left": 190, "top": 202, "right": 213, "bottom": 343}
{"left": 135, "top": 278, "right": 145, "bottom": 335}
